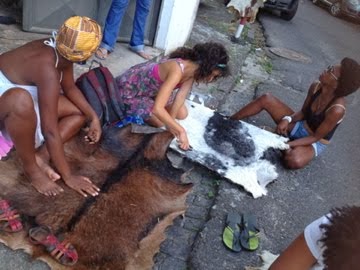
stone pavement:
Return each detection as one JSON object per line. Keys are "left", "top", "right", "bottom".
{"left": 0, "top": 0, "right": 283, "bottom": 269}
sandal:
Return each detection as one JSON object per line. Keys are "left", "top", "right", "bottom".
{"left": 0, "top": 199, "right": 23, "bottom": 233}
{"left": 95, "top": 47, "right": 109, "bottom": 60}
{"left": 29, "top": 225, "right": 78, "bottom": 266}
{"left": 239, "top": 213, "right": 260, "bottom": 251}
{"left": 222, "top": 212, "right": 242, "bottom": 252}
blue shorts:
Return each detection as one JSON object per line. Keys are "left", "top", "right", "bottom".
{"left": 289, "top": 121, "right": 327, "bottom": 157}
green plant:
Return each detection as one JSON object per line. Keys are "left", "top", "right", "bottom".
{"left": 209, "top": 86, "right": 217, "bottom": 94}
{"left": 241, "top": 25, "right": 250, "bottom": 39}
{"left": 213, "top": 179, "right": 221, "bottom": 186}
{"left": 259, "top": 57, "right": 273, "bottom": 74}
{"left": 207, "top": 191, "right": 215, "bottom": 198}
{"left": 234, "top": 75, "right": 242, "bottom": 85}
{"left": 251, "top": 79, "right": 260, "bottom": 88}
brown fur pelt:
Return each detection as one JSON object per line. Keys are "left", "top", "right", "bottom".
{"left": 0, "top": 126, "right": 193, "bottom": 270}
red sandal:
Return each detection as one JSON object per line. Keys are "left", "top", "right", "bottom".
{"left": 0, "top": 199, "right": 23, "bottom": 233}
{"left": 29, "top": 225, "right": 78, "bottom": 266}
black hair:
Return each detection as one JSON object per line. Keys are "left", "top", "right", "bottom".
{"left": 320, "top": 205, "right": 360, "bottom": 270}
{"left": 168, "top": 42, "right": 230, "bottom": 82}
{"left": 334, "top": 57, "right": 360, "bottom": 97}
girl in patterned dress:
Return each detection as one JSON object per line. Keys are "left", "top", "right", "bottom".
{"left": 116, "top": 42, "right": 230, "bottom": 150}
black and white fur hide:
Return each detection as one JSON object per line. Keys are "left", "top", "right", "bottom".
{"left": 170, "top": 100, "right": 289, "bottom": 198}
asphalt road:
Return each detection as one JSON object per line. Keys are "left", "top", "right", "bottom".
{"left": 261, "top": 0, "right": 360, "bottom": 90}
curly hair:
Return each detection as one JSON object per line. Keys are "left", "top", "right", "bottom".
{"left": 334, "top": 57, "right": 360, "bottom": 97}
{"left": 320, "top": 205, "right": 360, "bottom": 270}
{"left": 168, "top": 42, "right": 230, "bottom": 82}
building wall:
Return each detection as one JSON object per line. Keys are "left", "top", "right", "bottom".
{"left": 154, "top": 0, "right": 200, "bottom": 54}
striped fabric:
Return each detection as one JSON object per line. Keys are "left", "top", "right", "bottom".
{"left": 56, "top": 16, "right": 102, "bottom": 62}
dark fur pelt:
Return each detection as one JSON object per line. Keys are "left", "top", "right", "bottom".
{"left": 0, "top": 125, "right": 192, "bottom": 269}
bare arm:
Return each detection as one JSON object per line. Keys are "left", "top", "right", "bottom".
{"left": 152, "top": 63, "right": 190, "bottom": 149}
{"left": 36, "top": 65, "right": 72, "bottom": 180}
{"left": 276, "top": 82, "right": 318, "bottom": 135}
{"left": 288, "top": 104, "right": 345, "bottom": 147}
{"left": 37, "top": 64, "right": 99, "bottom": 197}
{"left": 269, "top": 232, "right": 317, "bottom": 270}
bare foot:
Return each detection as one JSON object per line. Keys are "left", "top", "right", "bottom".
{"left": 26, "top": 169, "right": 64, "bottom": 196}
{"left": 35, "top": 154, "right": 61, "bottom": 182}
{"left": 136, "top": 51, "right": 152, "bottom": 60}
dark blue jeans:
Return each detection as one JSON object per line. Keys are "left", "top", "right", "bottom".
{"left": 101, "top": 0, "right": 152, "bottom": 52}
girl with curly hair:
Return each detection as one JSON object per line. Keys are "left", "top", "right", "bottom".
{"left": 115, "top": 42, "right": 230, "bottom": 150}
{"left": 231, "top": 57, "right": 360, "bottom": 169}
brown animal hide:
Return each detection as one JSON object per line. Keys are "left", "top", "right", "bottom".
{"left": 0, "top": 126, "right": 192, "bottom": 270}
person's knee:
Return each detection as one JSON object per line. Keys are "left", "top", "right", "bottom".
{"left": 2, "top": 88, "right": 34, "bottom": 116}
{"left": 176, "top": 110, "right": 188, "bottom": 120}
{"left": 259, "top": 93, "right": 275, "bottom": 106}
{"left": 112, "top": 0, "right": 129, "bottom": 10}
{"left": 176, "top": 107, "right": 188, "bottom": 120}
{"left": 58, "top": 96, "right": 83, "bottom": 118}
{"left": 137, "top": 0, "right": 151, "bottom": 11}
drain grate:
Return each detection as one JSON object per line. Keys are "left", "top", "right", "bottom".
{"left": 269, "top": 47, "right": 312, "bottom": 64}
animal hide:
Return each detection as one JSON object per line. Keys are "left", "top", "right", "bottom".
{"left": 0, "top": 126, "right": 192, "bottom": 270}
{"left": 170, "top": 100, "right": 289, "bottom": 198}
{"left": 245, "top": 250, "right": 279, "bottom": 270}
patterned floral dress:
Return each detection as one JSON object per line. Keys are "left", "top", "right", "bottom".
{"left": 115, "top": 58, "right": 183, "bottom": 120}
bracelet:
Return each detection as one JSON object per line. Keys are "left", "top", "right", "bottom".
{"left": 282, "top": 116, "right": 292, "bottom": 123}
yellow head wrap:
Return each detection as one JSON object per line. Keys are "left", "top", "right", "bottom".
{"left": 56, "top": 16, "right": 102, "bottom": 62}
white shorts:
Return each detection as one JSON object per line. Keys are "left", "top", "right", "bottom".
{"left": 0, "top": 70, "right": 44, "bottom": 148}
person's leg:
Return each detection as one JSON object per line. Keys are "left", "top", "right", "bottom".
{"left": 166, "top": 104, "right": 188, "bottom": 120}
{"left": 0, "top": 88, "right": 63, "bottom": 196}
{"left": 282, "top": 145, "right": 315, "bottom": 169}
{"left": 129, "top": 0, "right": 152, "bottom": 59}
{"left": 57, "top": 95, "right": 86, "bottom": 142}
{"left": 175, "top": 104, "right": 188, "bottom": 120}
{"left": 230, "top": 93, "right": 294, "bottom": 124}
{"left": 100, "top": 0, "right": 130, "bottom": 53}
{"left": 35, "top": 95, "right": 86, "bottom": 180}
{"left": 146, "top": 115, "right": 163, "bottom": 128}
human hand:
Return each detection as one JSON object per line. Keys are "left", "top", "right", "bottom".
{"left": 177, "top": 130, "right": 190, "bottom": 151}
{"left": 84, "top": 117, "right": 101, "bottom": 144}
{"left": 63, "top": 174, "right": 100, "bottom": 197}
{"left": 276, "top": 120, "right": 289, "bottom": 136}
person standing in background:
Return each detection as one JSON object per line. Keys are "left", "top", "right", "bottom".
{"left": 96, "top": 0, "right": 152, "bottom": 60}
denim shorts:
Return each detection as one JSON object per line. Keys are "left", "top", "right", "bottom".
{"left": 289, "top": 121, "right": 327, "bottom": 157}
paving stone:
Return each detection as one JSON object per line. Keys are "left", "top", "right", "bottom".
{"left": 153, "top": 255, "right": 188, "bottom": 270}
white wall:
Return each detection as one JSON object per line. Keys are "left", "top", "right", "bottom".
{"left": 154, "top": 0, "right": 200, "bottom": 55}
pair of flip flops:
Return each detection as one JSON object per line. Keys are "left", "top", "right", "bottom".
{"left": 222, "top": 212, "right": 260, "bottom": 252}
{"left": 0, "top": 199, "right": 23, "bottom": 233}
{"left": 29, "top": 225, "right": 78, "bottom": 266}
